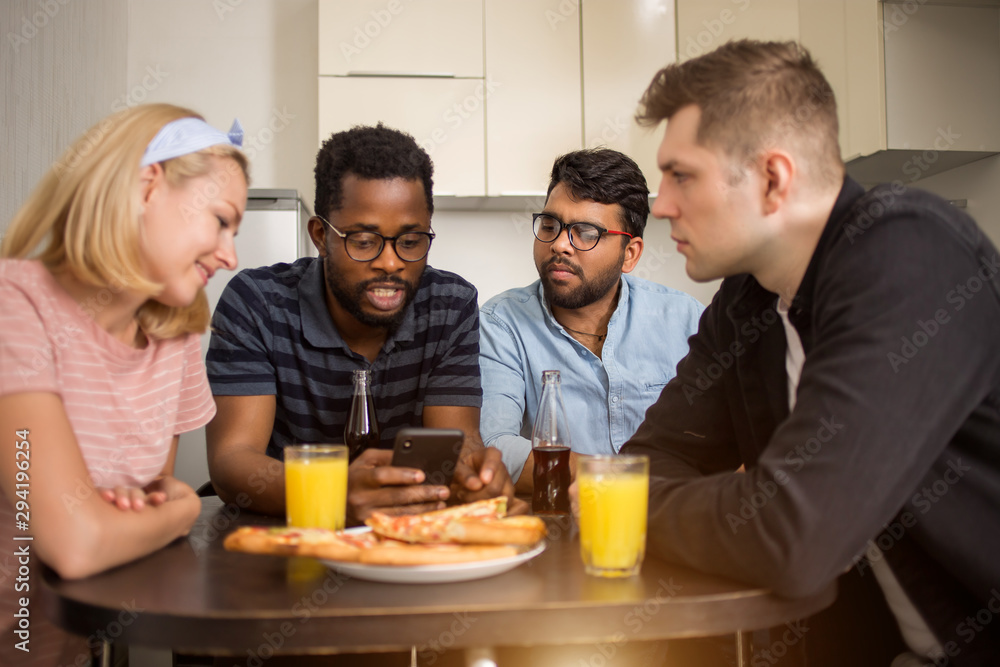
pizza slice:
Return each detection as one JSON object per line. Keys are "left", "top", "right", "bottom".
{"left": 223, "top": 526, "right": 379, "bottom": 562}
{"left": 365, "top": 498, "right": 546, "bottom": 546}
{"left": 363, "top": 497, "right": 506, "bottom": 543}
{"left": 358, "top": 541, "right": 519, "bottom": 566}
{"left": 442, "top": 515, "right": 547, "bottom": 546}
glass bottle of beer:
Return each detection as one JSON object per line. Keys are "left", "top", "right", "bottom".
{"left": 345, "top": 369, "right": 380, "bottom": 460}
{"left": 531, "top": 370, "right": 572, "bottom": 515}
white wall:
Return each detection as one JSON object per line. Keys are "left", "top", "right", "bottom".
{"left": 1, "top": 0, "right": 128, "bottom": 232}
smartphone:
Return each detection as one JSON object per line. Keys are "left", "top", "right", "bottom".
{"left": 391, "top": 427, "right": 464, "bottom": 487}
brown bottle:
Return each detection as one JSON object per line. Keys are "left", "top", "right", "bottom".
{"left": 345, "top": 369, "right": 380, "bottom": 460}
{"left": 531, "top": 370, "right": 572, "bottom": 515}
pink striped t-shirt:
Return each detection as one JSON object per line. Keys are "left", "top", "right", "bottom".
{"left": 0, "top": 259, "right": 216, "bottom": 665}
{"left": 0, "top": 259, "right": 215, "bottom": 486}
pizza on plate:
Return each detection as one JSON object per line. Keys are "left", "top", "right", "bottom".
{"left": 223, "top": 498, "right": 547, "bottom": 566}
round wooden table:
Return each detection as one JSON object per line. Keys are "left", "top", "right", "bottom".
{"left": 43, "top": 498, "right": 835, "bottom": 665}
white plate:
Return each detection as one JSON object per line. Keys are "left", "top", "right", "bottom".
{"left": 320, "top": 528, "right": 546, "bottom": 584}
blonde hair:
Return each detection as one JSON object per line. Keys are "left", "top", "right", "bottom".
{"left": 2, "top": 103, "right": 250, "bottom": 339}
{"left": 637, "top": 40, "right": 843, "bottom": 188}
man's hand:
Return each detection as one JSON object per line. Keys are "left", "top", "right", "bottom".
{"left": 451, "top": 444, "right": 527, "bottom": 513}
{"left": 346, "top": 448, "right": 449, "bottom": 525}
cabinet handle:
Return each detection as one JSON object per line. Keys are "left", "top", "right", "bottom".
{"left": 346, "top": 71, "right": 456, "bottom": 78}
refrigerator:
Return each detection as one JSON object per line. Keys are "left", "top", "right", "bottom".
{"left": 174, "top": 189, "right": 314, "bottom": 490}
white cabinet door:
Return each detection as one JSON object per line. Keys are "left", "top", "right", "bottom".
{"left": 583, "top": 0, "right": 676, "bottom": 193}
{"left": 484, "top": 0, "right": 582, "bottom": 196}
{"left": 319, "top": 0, "right": 484, "bottom": 77}
{"left": 319, "top": 77, "right": 487, "bottom": 197}
{"left": 883, "top": 3, "right": 1000, "bottom": 153}
{"left": 677, "top": 0, "right": 798, "bottom": 63}
{"left": 800, "top": 0, "right": 885, "bottom": 161}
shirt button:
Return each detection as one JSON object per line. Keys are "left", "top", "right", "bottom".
{"left": 611, "top": 396, "right": 619, "bottom": 403}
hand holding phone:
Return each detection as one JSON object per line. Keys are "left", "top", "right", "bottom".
{"left": 391, "top": 427, "right": 464, "bottom": 487}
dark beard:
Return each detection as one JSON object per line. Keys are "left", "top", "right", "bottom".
{"left": 540, "top": 255, "right": 624, "bottom": 310}
{"left": 323, "top": 257, "right": 418, "bottom": 331}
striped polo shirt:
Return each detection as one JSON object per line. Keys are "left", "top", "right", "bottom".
{"left": 206, "top": 256, "right": 482, "bottom": 459}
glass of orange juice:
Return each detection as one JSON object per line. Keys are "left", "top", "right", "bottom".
{"left": 284, "top": 444, "right": 348, "bottom": 531}
{"left": 578, "top": 455, "right": 649, "bottom": 577}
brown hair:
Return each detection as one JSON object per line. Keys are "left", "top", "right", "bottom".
{"left": 2, "top": 103, "right": 250, "bottom": 339}
{"left": 637, "top": 40, "right": 843, "bottom": 186}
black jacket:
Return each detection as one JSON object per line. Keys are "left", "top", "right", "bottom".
{"left": 623, "top": 176, "right": 1000, "bottom": 665}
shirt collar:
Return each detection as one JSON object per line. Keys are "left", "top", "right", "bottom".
{"left": 535, "top": 275, "right": 629, "bottom": 341}
{"left": 788, "top": 175, "right": 866, "bottom": 315}
{"left": 608, "top": 275, "right": 630, "bottom": 331}
{"left": 298, "top": 256, "right": 419, "bottom": 352}
{"left": 299, "top": 257, "right": 345, "bottom": 350}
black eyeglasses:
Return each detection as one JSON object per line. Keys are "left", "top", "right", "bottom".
{"left": 532, "top": 213, "right": 633, "bottom": 252}
{"left": 318, "top": 216, "right": 435, "bottom": 262}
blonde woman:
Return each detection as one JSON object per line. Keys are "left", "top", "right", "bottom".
{"left": 0, "top": 103, "right": 248, "bottom": 664}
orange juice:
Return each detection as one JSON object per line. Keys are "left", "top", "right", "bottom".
{"left": 285, "top": 450, "right": 348, "bottom": 530}
{"left": 578, "top": 463, "right": 648, "bottom": 577}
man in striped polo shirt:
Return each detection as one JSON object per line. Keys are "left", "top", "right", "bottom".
{"left": 205, "top": 124, "right": 515, "bottom": 524}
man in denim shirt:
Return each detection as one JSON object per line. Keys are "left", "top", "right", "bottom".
{"left": 479, "top": 148, "right": 704, "bottom": 492}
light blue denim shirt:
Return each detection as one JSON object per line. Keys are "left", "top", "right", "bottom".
{"left": 479, "top": 274, "right": 705, "bottom": 481}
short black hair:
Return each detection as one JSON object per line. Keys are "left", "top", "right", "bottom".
{"left": 546, "top": 148, "right": 649, "bottom": 238}
{"left": 314, "top": 123, "right": 434, "bottom": 218}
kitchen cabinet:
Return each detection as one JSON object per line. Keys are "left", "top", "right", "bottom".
{"left": 676, "top": 0, "right": 1000, "bottom": 184}
{"left": 319, "top": 76, "right": 487, "bottom": 197}
{"left": 676, "top": 0, "right": 885, "bottom": 165}
{"left": 318, "top": 0, "right": 486, "bottom": 197}
{"left": 798, "top": 0, "right": 885, "bottom": 164}
{"left": 677, "top": 0, "right": 879, "bottom": 160}
{"left": 803, "top": 1, "right": 1000, "bottom": 183}
{"left": 677, "top": 0, "right": 798, "bottom": 63}
{"left": 318, "top": 0, "right": 483, "bottom": 77}
{"left": 582, "top": 0, "right": 676, "bottom": 191}
{"left": 484, "top": 0, "right": 582, "bottom": 196}
{"left": 317, "top": 1, "right": 681, "bottom": 202}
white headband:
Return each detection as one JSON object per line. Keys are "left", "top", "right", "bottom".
{"left": 140, "top": 117, "right": 244, "bottom": 167}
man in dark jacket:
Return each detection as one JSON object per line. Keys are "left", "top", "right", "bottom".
{"left": 620, "top": 40, "right": 1000, "bottom": 666}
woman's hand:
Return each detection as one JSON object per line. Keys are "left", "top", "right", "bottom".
{"left": 98, "top": 485, "right": 156, "bottom": 511}
{"left": 99, "top": 476, "right": 196, "bottom": 510}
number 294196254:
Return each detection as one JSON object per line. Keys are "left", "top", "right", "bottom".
{"left": 14, "top": 430, "right": 30, "bottom": 531}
